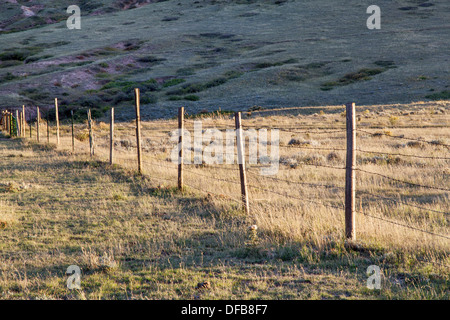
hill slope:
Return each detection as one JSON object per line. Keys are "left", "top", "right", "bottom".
{"left": 0, "top": 0, "right": 449, "bottom": 119}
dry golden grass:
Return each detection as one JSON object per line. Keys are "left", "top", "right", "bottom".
{"left": 0, "top": 102, "right": 448, "bottom": 299}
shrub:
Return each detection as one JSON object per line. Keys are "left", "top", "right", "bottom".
{"left": 327, "top": 152, "right": 341, "bottom": 162}
{"left": 288, "top": 138, "right": 319, "bottom": 147}
{"left": 406, "top": 141, "right": 423, "bottom": 148}
{"left": 141, "top": 94, "right": 158, "bottom": 104}
{"left": 75, "top": 131, "right": 89, "bottom": 142}
{"left": 430, "top": 139, "right": 446, "bottom": 146}
{"left": 388, "top": 116, "right": 399, "bottom": 126}
{"left": 425, "top": 90, "right": 450, "bottom": 100}
{"left": 184, "top": 95, "right": 200, "bottom": 101}
{"left": 137, "top": 56, "right": 165, "bottom": 63}
{"left": 162, "top": 78, "right": 186, "bottom": 87}
{"left": 321, "top": 68, "right": 386, "bottom": 90}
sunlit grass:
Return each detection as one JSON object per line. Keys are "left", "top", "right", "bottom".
{"left": 0, "top": 103, "right": 448, "bottom": 299}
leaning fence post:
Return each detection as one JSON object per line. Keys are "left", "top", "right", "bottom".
{"left": 55, "top": 98, "right": 60, "bottom": 145}
{"left": 345, "top": 102, "right": 356, "bottom": 240}
{"left": 36, "top": 106, "right": 40, "bottom": 142}
{"left": 178, "top": 107, "right": 184, "bottom": 191}
{"left": 235, "top": 112, "right": 250, "bottom": 214}
{"left": 134, "top": 88, "right": 143, "bottom": 174}
{"left": 110, "top": 108, "right": 114, "bottom": 165}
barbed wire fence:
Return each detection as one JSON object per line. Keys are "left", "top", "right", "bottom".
{"left": 1, "top": 93, "right": 449, "bottom": 267}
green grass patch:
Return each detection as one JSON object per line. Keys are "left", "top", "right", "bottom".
{"left": 425, "top": 90, "right": 450, "bottom": 100}
{"left": 0, "top": 60, "right": 22, "bottom": 69}
{"left": 0, "top": 72, "right": 20, "bottom": 84}
{"left": 0, "top": 46, "right": 43, "bottom": 62}
{"left": 137, "top": 56, "right": 166, "bottom": 64}
{"left": 252, "top": 58, "right": 298, "bottom": 70}
{"left": 374, "top": 60, "right": 397, "bottom": 68}
{"left": 162, "top": 78, "right": 186, "bottom": 88}
{"left": 321, "top": 68, "right": 386, "bottom": 90}
{"left": 223, "top": 70, "right": 244, "bottom": 79}
{"left": 167, "top": 78, "right": 227, "bottom": 95}
{"left": 58, "top": 61, "right": 92, "bottom": 68}
{"left": 183, "top": 95, "right": 200, "bottom": 101}
{"left": 101, "top": 79, "right": 161, "bottom": 93}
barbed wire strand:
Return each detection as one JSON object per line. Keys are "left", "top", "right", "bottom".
{"left": 358, "top": 191, "right": 450, "bottom": 216}
{"left": 358, "top": 210, "right": 450, "bottom": 241}
{"left": 357, "top": 168, "right": 450, "bottom": 192}
{"left": 247, "top": 169, "right": 345, "bottom": 191}
{"left": 357, "top": 129, "right": 450, "bottom": 148}
{"left": 357, "top": 148, "right": 450, "bottom": 160}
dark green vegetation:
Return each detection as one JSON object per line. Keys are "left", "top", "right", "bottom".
{"left": 0, "top": 0, "right": 168, "bottom": 34}
{"left": 0, "top": 42, "right": 72, "bottom": 69}
{"left": 321, "top": 68, "right": 387, "bottom": 91}
{"left": 184, "top": 108, "right": 234, "bottom": 119}
{"left": 425, "top": 91, "right": 450, "bottom": 101}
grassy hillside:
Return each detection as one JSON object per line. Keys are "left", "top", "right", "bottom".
{"left": 0, "top": 0, "right": 449, "bottom": 120}
{"left": 0, "top": 0, "right": 166, "bottom": 33}
{"left": 0, "top": 102, "right": 448, "bottom": 299}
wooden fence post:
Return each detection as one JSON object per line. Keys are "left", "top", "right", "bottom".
{"left": 88, "top": 109, "right": 94, "bottom": 157}
{"left": 47, "top": 111, "right": 50, "bottom": 143}
{"left": 71, "top": 110, "right": 74, "bottom": 152}
{"left": 345, "top": 102, "right": 356, "bottom": 240}
{"left": 29, "top": 113, "right": 32, "bottom": 138}
{"left": 178, "top": 107, "right": 184, "bottom": 191}
{"left": 9, "top": 111, "right": 12, "bottom": 136}
{"left": 6, "top": 111, "right": 9, "bottom": 134}
{"left": 19, "top": 112, "right": 22, "bottom": 136}
{"left": 36, "top": 106, "right": 40, "bottom": 142}
{"left": 134, "top": 88, "right": 143, "bottom": 174}
{"left": 22, "top": 106, "right": 25, "bottom": 137}
{"left": 15, "top": 110, "right": 20, "bottom": 137}
{"left": 110, "top": 108, "right": 114, "bottom": 165}
{"left": 55, "top": 98, "right": 60, "bottom": 145}
{"left": 235, "top": 112, "right": 250, "bottom": 214}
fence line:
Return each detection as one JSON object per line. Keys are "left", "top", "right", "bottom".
{"left": 356, "top": 148, "right": 450, "bottom": 160}
{"left": 279, "top": 144, "right": 347, "bottom": 152}
{"left": 1, "top": 98, "right": 449, "bottom": 249}
{"left": 357, "top": 168, "right": 450, "bottom": 192}
{"left": 358, "top": 211, "right": 450, "bottom": 241}
{"left": 247, "top": 170, "right": 345, "bottom": 191}
{"left": 357, "top": 128, "right": 450, "bottom": 148}
{"left": 247, "top": 182, "right": 344, "bottom": 211}
{"left": 358, "top": 191, "right": 449, "bottom": 216}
